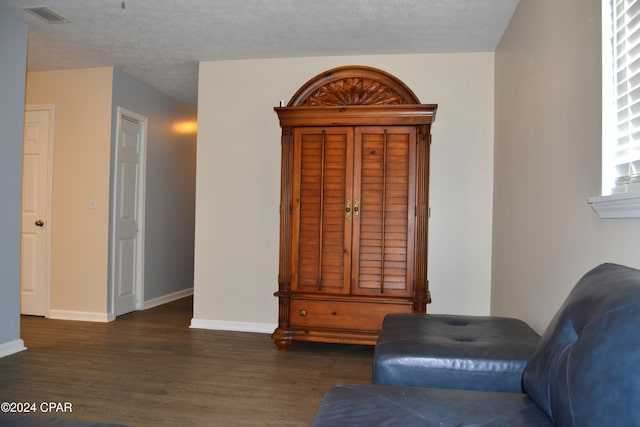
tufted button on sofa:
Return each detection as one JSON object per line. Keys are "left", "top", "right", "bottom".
{"left": 310, "top": 263, "right": 640, "bottom": 426}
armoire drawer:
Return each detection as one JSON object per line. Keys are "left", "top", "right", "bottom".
{"left": 290, "top": 299, "right": 412, "bottom": 331}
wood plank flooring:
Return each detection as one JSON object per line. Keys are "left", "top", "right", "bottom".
{"left": 0, "top": 297, "right": 374, "bottom": 426}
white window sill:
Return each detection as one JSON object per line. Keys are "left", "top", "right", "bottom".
{"left": 588, "top": 192, "right": 640, "bottom": 219}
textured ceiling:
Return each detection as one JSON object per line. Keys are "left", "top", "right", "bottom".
{"left": 1, "top": 0, "right": 520, "bottom": 107}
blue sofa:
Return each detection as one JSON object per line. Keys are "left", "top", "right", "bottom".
{"left": 310, "top": 263, "right": 640, "bottom": 426}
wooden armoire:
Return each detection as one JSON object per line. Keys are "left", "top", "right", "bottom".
{"left": 272, "top": 66, "right": 437, "bottom": 351}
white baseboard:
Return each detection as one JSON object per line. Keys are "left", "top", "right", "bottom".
{"left": 0, "top": 339, "right": 27, "bottom": 358}
{"left": 48, "top": 310, "right": 114, "bottom": 322}
{"left": 143, "top": 287, "right": 193, "bottom": 310}
{"left": 190, "top": 318, "right": 276, "bottom": 334}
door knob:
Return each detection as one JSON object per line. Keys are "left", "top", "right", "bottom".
{"left": 35, "top": 220, "right": 44, "bottom": 227}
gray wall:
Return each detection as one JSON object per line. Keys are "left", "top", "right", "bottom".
{"left": 0, "top": 12, "right": 27, "bottom": 352}
{"left": 111, "top": 69, "right": 197, "bottom": 305}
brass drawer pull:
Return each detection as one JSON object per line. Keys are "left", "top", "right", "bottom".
{"left": 300, "top": 310, "right": 307, "bottom": 317}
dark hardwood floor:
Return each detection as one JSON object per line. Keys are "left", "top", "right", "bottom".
{"left": 0, "top": 297, "right": 374, "bottom": 426}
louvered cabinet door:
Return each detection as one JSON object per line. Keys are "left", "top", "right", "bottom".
{"left": 291, "top": 127, "right": 354, "bottom": 294}
{"left": 351, "top": 127, "right": 417, "bottom": 297}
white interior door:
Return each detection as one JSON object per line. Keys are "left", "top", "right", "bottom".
{"left": 21, "top": 107, "right": 53, "bottom": 316}
{"left": 113, "top": 108, "right": 147, "bottom": 317}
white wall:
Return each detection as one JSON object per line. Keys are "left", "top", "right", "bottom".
{"left": 492, "top": 0, "right": 640, "bottom": 333}
{"left": 193, "top": 53, "right": 495, "bottom": 331}
{"left": 26, "top": 68, "right": 114, "bottom": 319}
{"left": 0, "top": 11, "right": 27, "bottom": 357}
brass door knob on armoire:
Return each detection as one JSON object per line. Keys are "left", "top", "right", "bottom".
{"left": 271, "top": 65, "right": 437, "bottom": 351}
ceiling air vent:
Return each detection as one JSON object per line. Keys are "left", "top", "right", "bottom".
{"left": 24, "top": 6, "right": 71, "bottom": 24}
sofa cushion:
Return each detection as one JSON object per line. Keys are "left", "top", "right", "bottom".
{"left": 374, "top": 314, "right": 540, "bottom": 392}
{"left": 310, "top": 384, "right": 554, "bottom": 427}
{"left": 523, "top": 263, "right": 640, "bottom": 427}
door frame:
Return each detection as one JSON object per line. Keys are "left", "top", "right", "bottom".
{"left": 110, "top": 107, "right": 148, "bottom": 317}
{"left": 22, "top": 104, "right": 55, "bottom": 317}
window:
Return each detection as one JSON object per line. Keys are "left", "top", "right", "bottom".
{"left": 589, "top": 0, "right": 640, "bottom": 217}
{"left": 603, "top": 0, "right": 640, "bottom": 195}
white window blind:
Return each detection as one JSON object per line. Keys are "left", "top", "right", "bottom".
{"left": 606, "top": 0, "right": 640, "bottom": 194}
